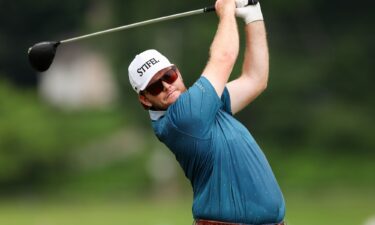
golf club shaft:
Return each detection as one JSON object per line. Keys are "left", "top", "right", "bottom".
{"left": 61, "top": 0, "right": 259, "bottom": 44}
{"left": 61, "top": 9, "right": 204, "bottom": 44}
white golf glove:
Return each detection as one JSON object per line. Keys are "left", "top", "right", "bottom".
{"left": 235, "top": 0, "right": 263, "bottom": 24}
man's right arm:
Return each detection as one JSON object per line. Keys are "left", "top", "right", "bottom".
{"left": 202, "top": 0, "right": 239, "bottom": 97}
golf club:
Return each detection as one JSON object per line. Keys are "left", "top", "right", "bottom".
{"left": 28, "top": 0, "right": 259, "bottom": 72}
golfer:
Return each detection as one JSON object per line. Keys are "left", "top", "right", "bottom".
{"left": 128, "top": 0, "right": 285, "bottom": 224}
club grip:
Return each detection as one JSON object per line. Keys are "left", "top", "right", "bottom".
{"left": 204, "top": 0, "right": 259, "bottom": 13}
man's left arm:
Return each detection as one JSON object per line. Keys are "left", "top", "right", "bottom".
{"left": 227, "top": 4, "right": 268, "bottom": 114}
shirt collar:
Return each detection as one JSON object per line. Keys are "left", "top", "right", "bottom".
{"left": 149, "top": 110, "right": 166, "bottom": 121}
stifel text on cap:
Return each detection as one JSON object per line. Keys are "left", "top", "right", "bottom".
{"left": 137, "top": 58, "right": 160, "bottom": 76}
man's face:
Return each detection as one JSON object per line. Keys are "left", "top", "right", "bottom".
{"left": 139, "top": 66, "right": 186, "bottom": 110}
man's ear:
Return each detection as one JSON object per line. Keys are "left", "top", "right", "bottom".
{"left": 138, "top": 94, "right": 152, "bottom": 109}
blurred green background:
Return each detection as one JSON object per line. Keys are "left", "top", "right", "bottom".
{"left": 0, "top": 0, "right": 374, "bottom": 224}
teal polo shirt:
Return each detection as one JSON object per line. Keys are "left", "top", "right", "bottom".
{"left": 151, "top": 76, "right": 285, "bottom": 224}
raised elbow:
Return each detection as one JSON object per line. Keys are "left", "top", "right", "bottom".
{"left": 261, "top": 76, "right": 268, "bottom": 91}
{"left": 253, "top": 72, "right": 268, "bottom": 94}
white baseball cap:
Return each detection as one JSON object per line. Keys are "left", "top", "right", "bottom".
{"left": 128, "top": 49, "right": 173, "bottom": 93}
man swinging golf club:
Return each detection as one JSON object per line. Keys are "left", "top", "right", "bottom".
{"left": 128, "top": 0, "right": 285, "bottom": 224}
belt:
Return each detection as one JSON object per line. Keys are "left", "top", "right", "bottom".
{"left": 194, "top": 219, "right": 285, "bottom": 225}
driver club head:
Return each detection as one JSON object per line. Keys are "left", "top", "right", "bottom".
{"left": 28, "top": 41, "right": 60, "bottom": 72}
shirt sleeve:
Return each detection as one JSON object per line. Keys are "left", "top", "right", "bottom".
{"left": 167, "top": 76, "right": 222, "bottom": 137}
{"left": 221, "top": 86, "right": 233, "bottom": 115}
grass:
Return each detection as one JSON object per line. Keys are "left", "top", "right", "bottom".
{"left": 0, "top": 189, "right": 374, "bottom": 225}
{"left": 0, "top": 199, "right": 191, "bottom": 225}
{"left": 284, "top": 188, "right": 375, "bottom": 225}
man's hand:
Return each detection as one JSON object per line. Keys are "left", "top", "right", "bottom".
{"left": 235, "top": 2, "right": 263, "bottom": 24}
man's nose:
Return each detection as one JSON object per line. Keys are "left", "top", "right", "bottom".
{"left": 161, "top": 80, "right": 172, "bottom": 90}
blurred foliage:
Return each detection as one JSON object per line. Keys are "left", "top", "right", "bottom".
{"left": 0, "top": 0, "right": 90, "bottom": 85}
{"left": 252, "top": 0, "right": 375, "bottom": 154}
{"left": 0, "top": 80, "right": 126, "bottom": 193}
{"left": 0, "top": 0, "right": 374, "bottom": 198}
